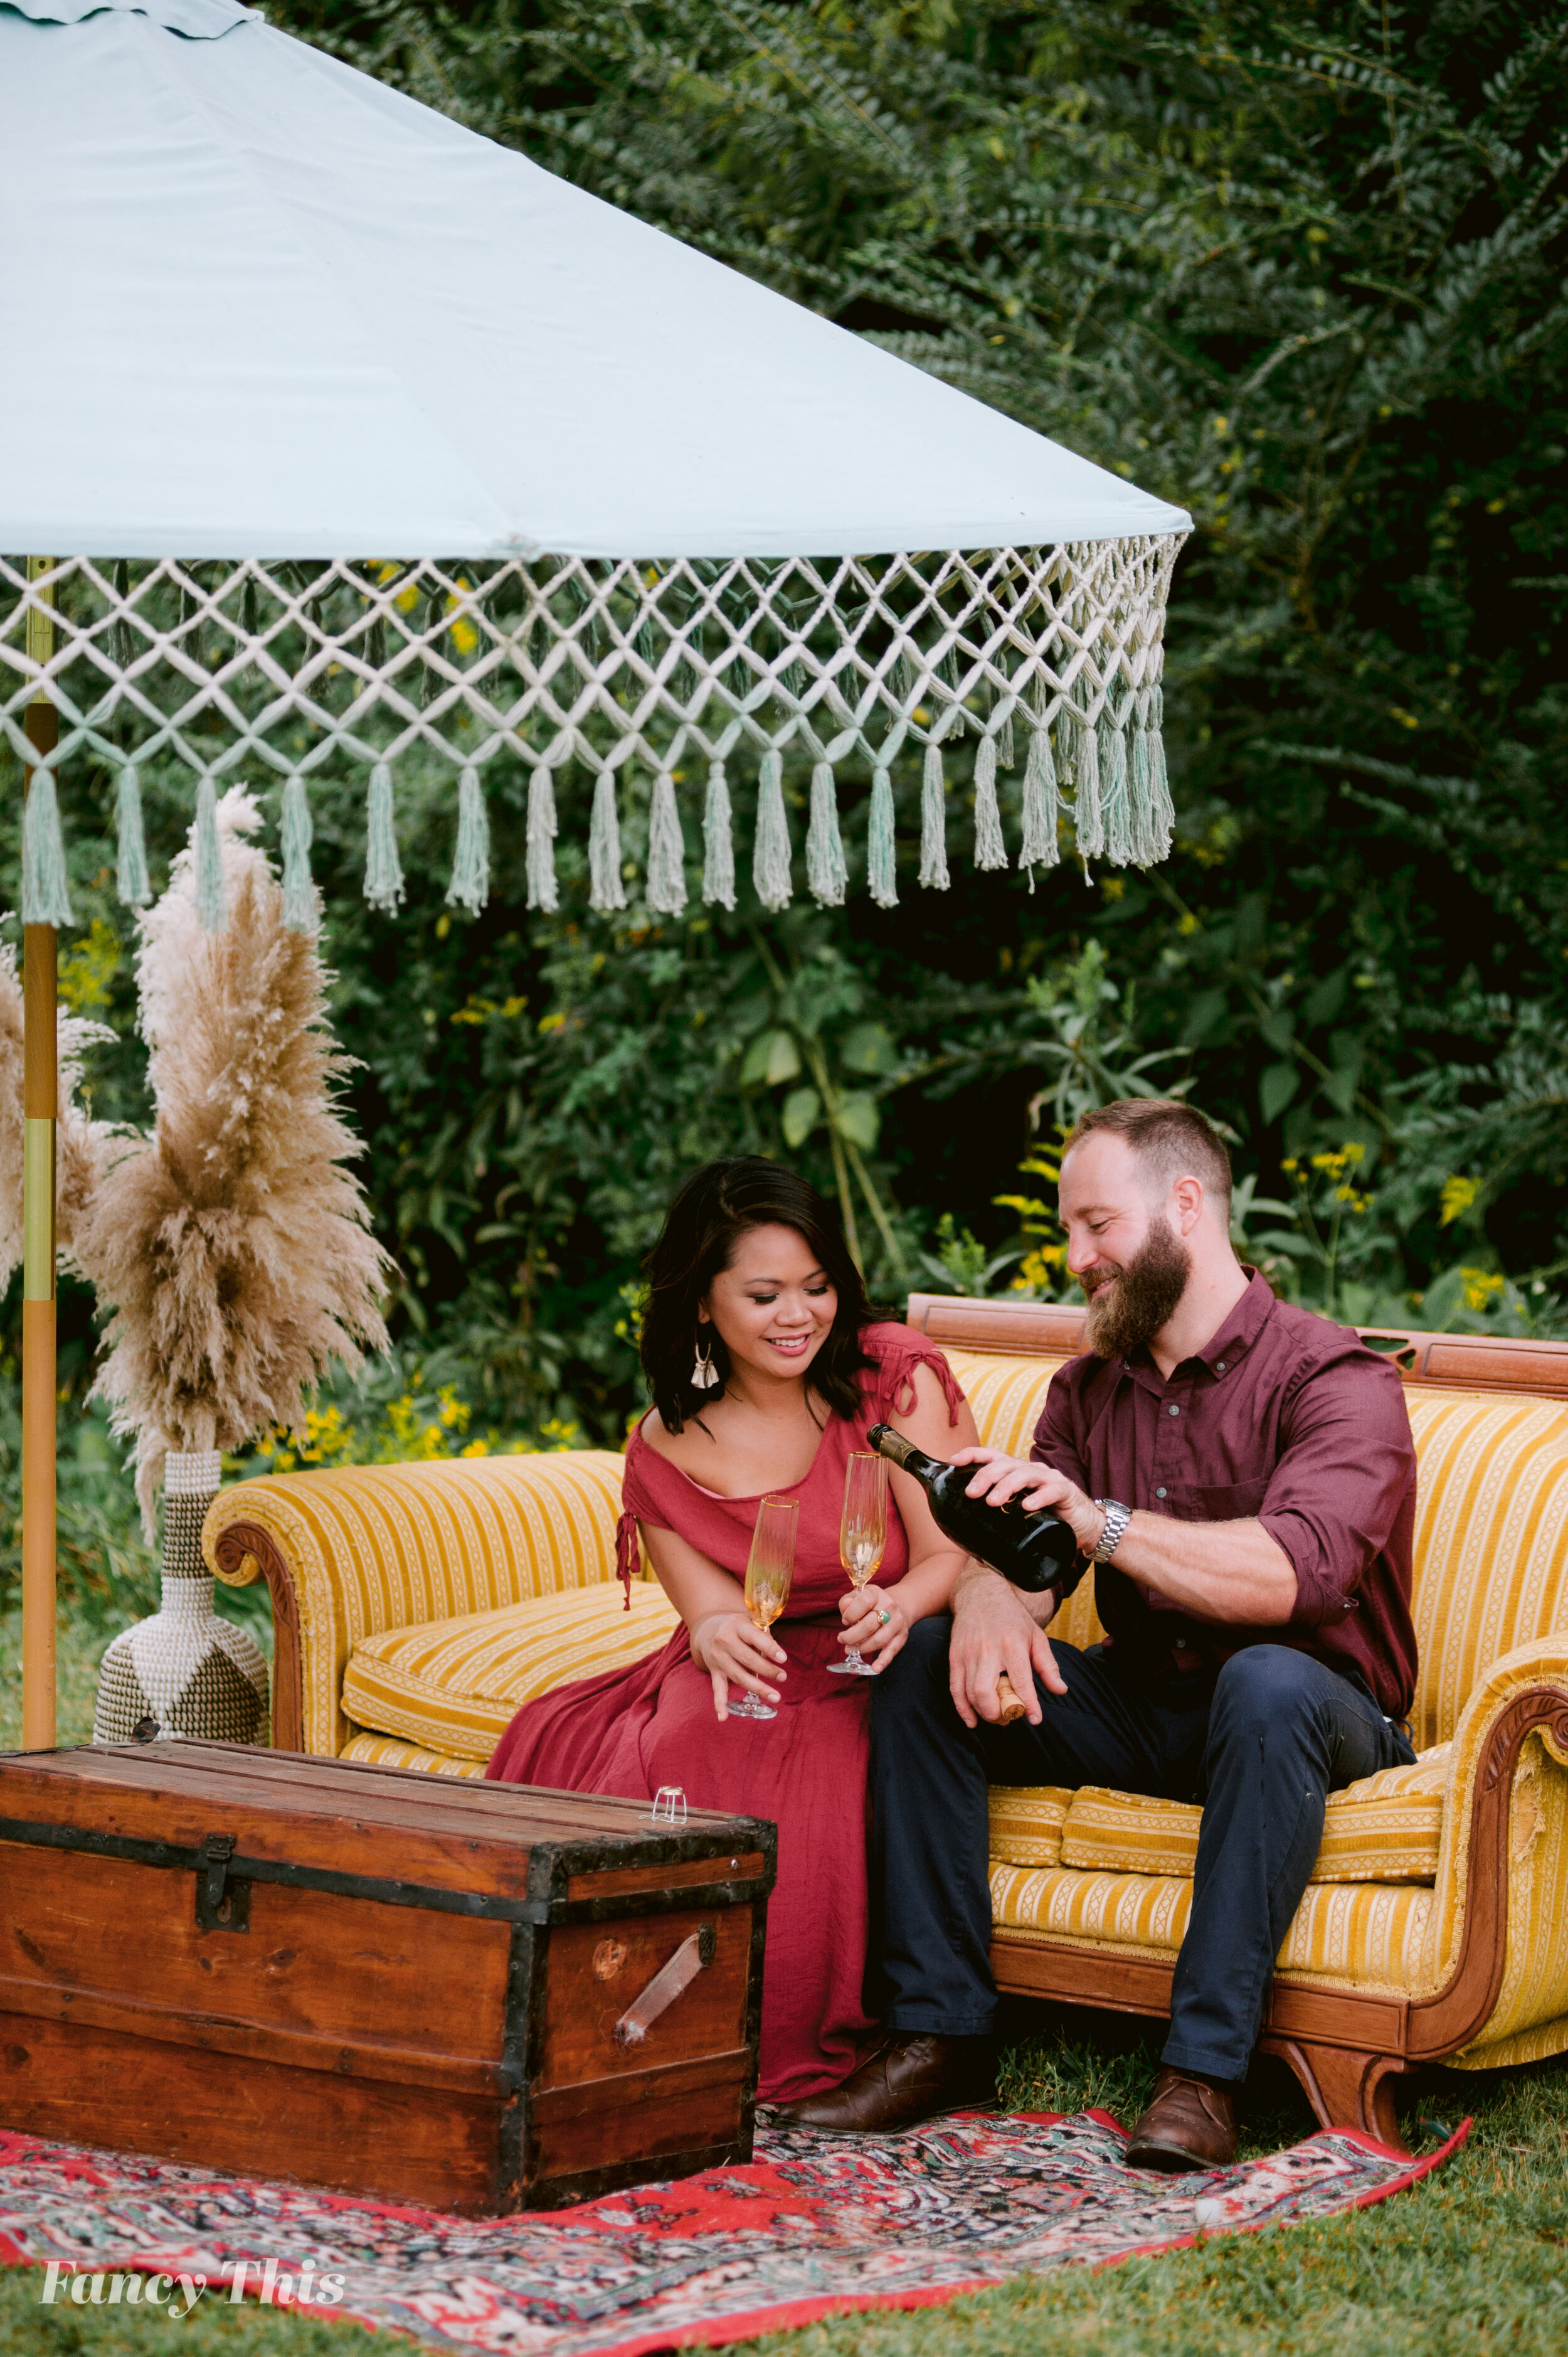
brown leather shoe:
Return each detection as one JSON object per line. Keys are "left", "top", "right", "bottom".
{"left": 1124, "top": 2067, "right": 1238, "bottom": 2171}
{"left": 770, "top": 2034, "right": 997, "bottom": 2135}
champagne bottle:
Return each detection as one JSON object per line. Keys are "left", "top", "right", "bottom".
{"left": 867, "top": 1424, "right": 1080, "bottom": 1593}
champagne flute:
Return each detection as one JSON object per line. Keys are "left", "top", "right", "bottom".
{"left": 728, "top": 1495, "right": 798, "bottom": 1721}
{"left": 827, "top": 1450, "right": 887, "bottom": 1676}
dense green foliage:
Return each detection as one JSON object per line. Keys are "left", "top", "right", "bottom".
{"left": 8, "top": 0, "right": 1568, "bottom": 1472}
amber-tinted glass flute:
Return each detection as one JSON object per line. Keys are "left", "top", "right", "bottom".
{"left": 728, "top": 1494, "right": 798, "bottom": 1721}
{"left": 827, "top": 1450, "right": 888, "bottom": 1676}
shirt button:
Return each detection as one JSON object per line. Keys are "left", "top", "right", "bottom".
{"left": 1167, "top": 1403, "right": 1180, "bottom": 1417}
{"left": 1156, "top": 1486, "right": 1167, "bottom": 1499}
{"left": 1216, "top": 1361, "right": 1226, "bottom": 1373}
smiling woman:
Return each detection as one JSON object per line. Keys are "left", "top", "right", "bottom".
{"left": 486, "top": 1157, "right": 980, "bottom": 2106}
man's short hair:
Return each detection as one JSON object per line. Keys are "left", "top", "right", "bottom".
{"left": 1062, "top": 1099, "right": 1232, "bottom": 1220}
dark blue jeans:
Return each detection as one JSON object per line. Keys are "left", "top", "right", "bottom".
{"left": 869, "top": 1620, "right": 1415, "bottom": 2082}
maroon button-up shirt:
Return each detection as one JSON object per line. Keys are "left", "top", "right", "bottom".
{"left": 1034, "top": 1269, "right": 1419, "bottom": 1718}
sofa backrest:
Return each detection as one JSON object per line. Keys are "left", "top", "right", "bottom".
{"left": 916, "top": 1295, "right": 1568, "bottom": 1749}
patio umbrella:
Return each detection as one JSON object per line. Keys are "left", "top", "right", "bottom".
{"left": 1, "top": 0, "right": 1192, "bottom": 1742}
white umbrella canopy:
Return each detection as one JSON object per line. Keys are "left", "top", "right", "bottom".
{"left": 1, "top": 0, "right": 1195, "bottom": 1748}
{"left": 1, "top": 0, "right": 1187, "bottom": 560}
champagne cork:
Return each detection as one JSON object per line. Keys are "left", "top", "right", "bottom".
{"left": 995, "top": 1673, "right": 1028, "bottom": 1725}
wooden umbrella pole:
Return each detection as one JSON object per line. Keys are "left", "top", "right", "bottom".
{"left": 21, "top": 560, "right": 58, "bottom": 1751}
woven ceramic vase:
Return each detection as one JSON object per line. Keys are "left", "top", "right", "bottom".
{"left": 92, "top": 1450, "right": 270, "bottom": 1745}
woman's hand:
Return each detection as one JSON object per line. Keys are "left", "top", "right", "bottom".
{"left": 691, "top": 1610, "right": 788, "bottom": 1721}
{"left": 839, "top": 1583, "right": 909, "bottom": 1671}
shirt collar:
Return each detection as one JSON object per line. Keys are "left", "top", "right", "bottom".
{"left": 1115, "top": 1266, "right": 1276, "bottom": 1390}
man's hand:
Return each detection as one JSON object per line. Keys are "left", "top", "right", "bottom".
{"left": 948, "top": 1565, "right": 1067, "bottom": 1730}
{"left": 951, "top": 1445, "right": 1104, "bottom": 1553}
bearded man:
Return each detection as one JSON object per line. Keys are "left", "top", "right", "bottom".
{"left": 783, "top": 1098, "right": 1419, "bottom": 2166}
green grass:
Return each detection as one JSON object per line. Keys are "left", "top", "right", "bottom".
{"left": 3, "top": 1613, "right": 1564, "bottom": 2352}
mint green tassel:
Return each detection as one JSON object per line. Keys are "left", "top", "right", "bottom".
{"left": 1148, "top": 681, "right": 1174, "bottom": 858}
{"left": 115, "top": 765, "right": 152, "bottom": 909}
{"left": 1099, "top": 715, "right": 1131, "bottom": 866}
{"left": 702, "top": 760, "right": 736, "bottom": 911}
{"left": 867, "top": 765, "right": 898, "bottom": 908}
{"left": 589, "top": 771, "right": 627, "bottom": 913}
{"left": 918, "top": 743, "right": 949, "bottom": 890}
{"left": 1129, "top": 708, "right": 1156, "bottom": 867}
{"left": 526, "top": 768, "right": 558, "bottom": 913}
{"left": 646, "top": 770, "right": 687, "bottom": 916}
{"left": 364, "top": 761, "right": 405, "bottom": 913}
{"left": 445, "top": 765, "right": 490, "bottom": 915}
{"left": 1073, "top": 719, "right": 1103, "bottom": 861}
{"left": 21, "top": 765, "right": 74, "bottom": 928}
{"left": 281, "top": 773, "right": 318, "bottom": 934}
{"left": 1017, "top": 725, "right": 1059, "bottom": 876}
{"left": 806, "top": 762, "right": 847, "bottom": 907}
{"left": 753, "top": 749, "right": 792, "bottom": 912}
{"left": 972, "top": 734, "right": 1007, "bottom": 871}
{"left": 193, "top": 777, "right": 226, "bottom": 932}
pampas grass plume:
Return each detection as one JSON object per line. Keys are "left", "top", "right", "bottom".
{"left": 70, "top": 790, "right": 393, "bottom": 1530}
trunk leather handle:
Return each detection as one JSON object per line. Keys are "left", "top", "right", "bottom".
{"left": 613, "top": 1923, "right": 716, "bottom": 2047}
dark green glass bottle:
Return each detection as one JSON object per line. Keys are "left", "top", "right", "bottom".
{"left": 867, "top": 1423, "right": 1079, "bottom": 1592}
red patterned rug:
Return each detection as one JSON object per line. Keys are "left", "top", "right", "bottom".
{"left": 0, "top": 2111, "right": 1468, "bottom": 2353}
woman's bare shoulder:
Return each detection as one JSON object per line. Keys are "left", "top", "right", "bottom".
{"left": 638, "top": 1402, "right": 721, "bottom": 1470}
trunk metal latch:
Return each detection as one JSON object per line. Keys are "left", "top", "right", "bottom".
{"left": 194, "top": 1832, "right": 251, "bottom": 1934}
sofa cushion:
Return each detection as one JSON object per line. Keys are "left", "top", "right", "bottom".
{"left": 989, "top": 1860, "right": 1434, "bottom": 1994}
{"left": 1002, "top": 1748, "right": 1451, "bottom": 1888}
{"left": 987, "top": 1786, "right": 1076, "bottom": 1869}
{"left": 339, "top": 1732, "right": 485, "bottom": 1778}
{"left": 342, "top": 1579, "right": 681, "bottom": 1760}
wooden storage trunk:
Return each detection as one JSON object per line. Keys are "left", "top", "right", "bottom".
{"left": 0, "top": 1743, "right": 774, "bottom": 2215}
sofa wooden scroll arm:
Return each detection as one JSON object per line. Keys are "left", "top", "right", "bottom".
{"left": 210, "top": 1522, "right": 304, "bottom": 1753}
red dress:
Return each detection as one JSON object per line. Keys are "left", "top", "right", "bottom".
{"left": 485, "top": 1323, "right": 962, "bottom": 2103}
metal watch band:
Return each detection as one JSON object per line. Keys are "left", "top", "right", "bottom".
{"left": 1091, "top": 1498, "right": 1133, "bottom": 1563}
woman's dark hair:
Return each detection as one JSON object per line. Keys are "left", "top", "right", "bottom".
{"left": 642, "top": 1157, "right": 876, "bottom": 1433}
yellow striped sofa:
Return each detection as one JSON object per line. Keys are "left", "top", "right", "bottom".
{"left": 205, "top": 1294, "right": 1568, "bottom": 2151}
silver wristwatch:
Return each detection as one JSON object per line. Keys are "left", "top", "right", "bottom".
{"left": 1091, "top": 1498, "right": 1133, "bottom": 1563}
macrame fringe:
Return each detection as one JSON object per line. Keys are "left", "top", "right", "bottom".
{"left": 1017, "top": 723, "right": 1060, "bottom": 879}
{"left": 1099, "top": 713, "right": 1131, "bottom": 866}
{"left": 646, "top": 769, "right": 687, "bottom": 916}
{"left": 918, "top": 743, "right": 949, "bottom": 890}
{"left": 1073, "top": 717, "right": 1104, "bottom": 861}
{"left": 702, "top": 760, "right": 736, "bottom": 910}
{"left": 526, "top": 767, "right": 559, "bottom": 913}
{"left": 21, "top": 765, "right": 73, "bottom": 929}
{"left": 753, "top": 749, "right": 793, "bottom": 912}
{"left": 363, "top": 761, "right": 405, "bottom": 913}
{"left": 446, "top": 764, "right": 490, "bottom": 915}
{"left": 807, "top": 762, "right": 847, "bottom": 907}
{"left": 114, "top": 765, "right": 152, "bottom": 909}
{"left": 1147, "top": 682, "right": 1174, "bottom": 859}
{"left": 589, "top": 771, "right": 627, "bottom": 913}
{"left": 972, "top": 733, "right": 1008, "bottom": 871}
{"left": 193, "top": 776, "right": 225, "bottom": 932}
{"left": 280, "top": 774, "right": 318, "bottom": 934}
{"left": 867, "top": 765, "right": 898, "bottom": 908}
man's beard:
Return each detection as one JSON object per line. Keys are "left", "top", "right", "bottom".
{"left": 1083, "top": 1216, "right": 1192, "bottom": 1359}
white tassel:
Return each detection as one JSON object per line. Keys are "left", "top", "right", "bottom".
{"left": 806, "top": 761, "right": 847, "bottom": 907}
{"left": 1099, "top": 716, "right": 1131, "bottom": 866}
{"left": 918, "top": 742, "right": 949, "bottom": 890}
{"left": 280, "top": 773, "right": 319, "bottom": 934}
{"left": 193, "top": 777, "right": 225, "bottom": 932}
{"left": 1017, "top": 723, "right": 1060, "bottom": 875}
{"left": 645, "top": 769, "right": 687, "bottom": 915}
{"left": 526, "top": 767, "right": 559, "bottom": 913}
{"left": 702, "top": 760, "right": 736, "bottom": 910}
{"left": 589, "top": 770, "right": 628, "bottom": 913}
{"left": 445, "top": 763, "right": 490, "bottom": 914}
{"left": 753, "top": 748, "right": 793, "bottom": 911}
{"left": 972, "top": 733, "right": 1008, "bottom": 871}
{"left": 867, "top": 765, "right": 899, "bottom": 908}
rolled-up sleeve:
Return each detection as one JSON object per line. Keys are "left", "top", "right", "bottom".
{"left": 1258, "top": 1351, "right": 1416, "bottom": 1627}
